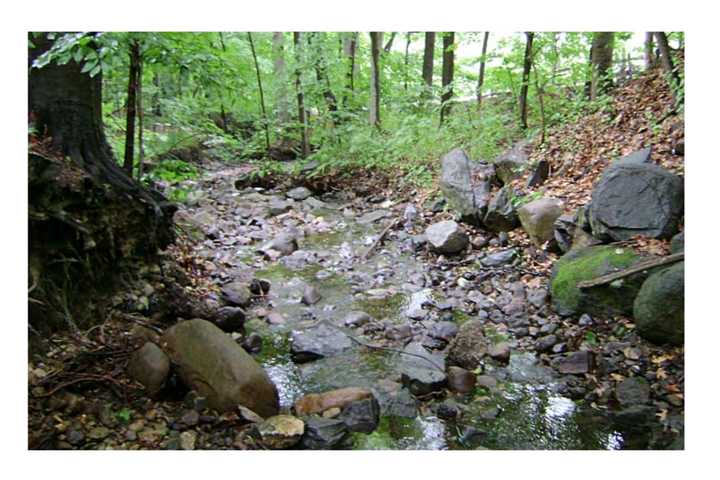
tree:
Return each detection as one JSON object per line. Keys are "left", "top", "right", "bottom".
{"left": 247, "top": 32, "right": 270, "bottom": 151}
{"left": 383, "top": 32, "right": 397, "bottom": 53}
{"left": 272, "top": 32, "right": 290, "bottom": 128}
{"left": 654, "top": 32, "right": 682, "bottom": 105}
{"left": 293, "top": 32, "right": 310, "bottom": 157}
{"left": 518, "top": 32, "right": 534, "bottom": 130}
{"left": 589, "top": 32, "right": 614, "bottom": 100}
{"left": 404, "top": 32, "right": 412, "bottom": 91}
{"left": 476, "top": 32, "right": 490, "bottom": 107}
{"left": 309, "top": 33, "right": 339, "bottom": 121}
{"left": 123, "top": 39, "right": 141, "bottom": 175}
{"left": 422, "top": 32, "right": 435, "bottom": 94}
{"left": 341, "top": 32, "right": 358, "bottom": 108}
{"left": 369, "top": 32, "right": 382, "bottom": 128}
{"left": 644, "top": 32, "right": 656, "bottom": 70}
{"left": 440, "top": 32, "right": 455, "bottom": 125}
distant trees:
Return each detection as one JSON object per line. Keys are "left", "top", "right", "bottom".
{"left": 440, "top": 32, "right": 455, "bottom": 125}
{"left": 644, "top": 32, "right": 656, "bottom": 69}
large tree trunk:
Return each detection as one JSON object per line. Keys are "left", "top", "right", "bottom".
{"left": 590, "top": 32, "right": 614, "bottom": 100}
{"left": 123, "top": 40, "right": 140, "bottom": 175}
{"left": 369, "top": 32, "right": 382, "bottom": 128}
{"left": 422, "top": 32, "right": 435, "bottom": 94}
{"left": 272, "top": 32, "right": 290, "bottom": 128}
{"left": 476, "top": 32, "right": 490, "bottom": 107}
{"left": 440, "top": 32, "right": 455, "bottom": 125}
{"left": 28, "top": 33, "right": 174, "bottom": 331}
{"left": 519, "top": 32, "right": 534, "bottom": 130}
{"left": 655, "top": 31, "right": 682, "bottom": 105}
{"left": 293, "top": 32, "right": 310, "bottom": 158}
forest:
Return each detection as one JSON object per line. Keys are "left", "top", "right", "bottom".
{"left": 26, "top": 30, "right": 685, "bottom": 453}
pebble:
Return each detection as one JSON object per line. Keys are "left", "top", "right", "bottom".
{"left": 180, "top": 431, "right": 197, "bottom": 450}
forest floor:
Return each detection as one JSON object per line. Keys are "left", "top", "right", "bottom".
{"left": 27, "top": 67, "right": 684, "bottom": 450}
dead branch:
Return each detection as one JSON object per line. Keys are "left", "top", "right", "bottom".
{"left": 362, "top": 218, "right": 400, "bottom": 260}
{"left": 577, "top": 252, "right": 683, "bottom": 289}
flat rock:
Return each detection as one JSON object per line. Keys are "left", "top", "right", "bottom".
{"left": 399, "top": 342, "right": 447, "bottom": 396}
{"left": 447, "top": 366, "right": 476, "bottom": 393}
{"left": 357, "top": 209, "right": 391, "bottom": 225}
{"left": 481, "top": 248, "right": 517, "bottom": 267}
{"left": 290, "top": 324, "right": 353, "bottom": 363}
{"left": 615, "top": 377, "right": 650, "bottom": 406}
{"left": 554, "top": 351, "right": 593, "bottom": 374}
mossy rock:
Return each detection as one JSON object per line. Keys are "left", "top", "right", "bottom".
{"left": 633, "top": 262, "right": 684, "bottom": 346}
{"left": 550, "top": 245, "right": 648, "bottom": 317}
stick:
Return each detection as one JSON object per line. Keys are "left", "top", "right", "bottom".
{"left": 362, "top": 218, "right": 399, "bottom": 260}
{"left": 577, "top": 252, "right": 683, "bottom": 289}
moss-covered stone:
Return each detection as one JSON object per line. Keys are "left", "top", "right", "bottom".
{"left": 633, "top": 262, "right": 684, "bottom": 346}
{"left": 550, "top": 245, "right": 647, "bottom": 317}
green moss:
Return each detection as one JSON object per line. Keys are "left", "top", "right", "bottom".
{"left": 353, "top": 293, "right": 406, "bottom": 320}
{"left": 551, "top": 245, "right": 642, "bottom": 317}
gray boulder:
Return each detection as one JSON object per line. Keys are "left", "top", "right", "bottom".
{"left": 399, "top": 342, "right": 447, "bottom": 396}
{"left": 299, "top": 417, "right": 348, "bottom": 449}
{"left": 518, "top": 197, "right": 564, "bottom": 246}
{"left": 483, "top": 186, "right": 519, "bottom": 232}
{"left": 633, "top": 262, "right": 684, "bottom": 346}
{"left": 481, "top": 248, "right": 517, "bottom": 267}
{"left": 588, "top": 162, "right": 683, "bottom": 241}
{"left": 338, "top": 396, "right": 380, "bottom": 433}
{"left": 290, "top": 324, "right": 353, "bottom": 363}
{"left": 286, "top": 186, "right": 312, "bottom": 201}
{"left": 614, "top": 147, "right": 652, "bottom": 166}
{"left": 494, "top": 140, "right": 530, "bottom": 185}
{"left": 425, "top": 220, "right": 469, "bottom": 254}
{"left": 439, "top": 148, "right": 493, "bottom": 225}
{"left": 160, "top": 319, "right": 279, "bottom": 417}
{"left": 128, "top": 342, "right": 170, "bottom": 396}
{"left": 221, "top": 282, "right": 252, "bottom": 307}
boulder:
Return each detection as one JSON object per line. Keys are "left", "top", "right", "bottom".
{"left": 447, "top": 366, "right": 476, "bottom": 393}
{"left": 447, "top": 320, "right": 488, "bottom": 370}
{"left": 494, "top": 140, "right": 530, "bottom": 185}
{"left": 588, "top": 162, "right": 684, "bottom": 241}
{"left": 127, "top": 342, "right": 170, "bottom": 396}
{"left": 550, "top": 245, "right": 647, "bottom": 317}
{"left": 338, "top": 396, "right": 380, "bottom": 433}
{"left": 221, "top": 282, "right": 252, "bottom": 307}
{"left": 399, "top": 342, "right": 447, "bottom": 396}
{"left": 552, "top": 214, "right": 576, "bottom": 253}
{"left": 518, "top": 197, "right": 564, "bottom": 246}
{"left": 483, "top": 186, "right": 519, "bottom": 232}
{"left": 294, "top": 387, "right": 373, "bottom": 416}
{"left": 439, "top": 148, "right": 493, "bottom": 225}
{"left": 425, "top": 220, "right": 469, "bottom": 255}
{"left": 290, "top": 324, "right": 353, "bottom": 362}
{"left": 286, "top": 186, "right": 312, "bottom": 201}
{"left": 160, "top": 319, "right": 279, "bottom": 417}
{"left": 633, "top": 262, "right": 684, "bottom": 346}
{"left": 214, "top": 306, "right": 246, "bottom": 333}
{"left": 299, "top": 417, "right": 348, "bottom": 449}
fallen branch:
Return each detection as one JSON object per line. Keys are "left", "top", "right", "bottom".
{"left": 362, "top": 218, "right": 400, "bottom": 260}
{"left": 577, "top": 252, "right": 683, "bottom": 289}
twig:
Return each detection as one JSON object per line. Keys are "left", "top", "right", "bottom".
{"left": 362, "top": 218, "right": 400, "bottom": 260}
{"left": 577, "top": 252, "right": 683, "bottom": 289}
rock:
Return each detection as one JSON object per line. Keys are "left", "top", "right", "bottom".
{"left": 494, "top": 140, "right": 530, "bottom": 184}
{"left": 180, "top": 409, "right": 200, "bottom": 427}
{"left": 66, "top": 429, "right": 85, "bottom": 446}
{"left": 447, "top": 320, "right": 488, "bottom": 370}
{"left": 439, "top": 148, "right": 492, "bottom": 225}
{"left": 290, "top": 324, "right": 353, "bottom": 363}
{"left": 527, "top": 288, "right": 548, "bottom": 309}
{"left": 578, "top": 314, "right": 593, "bottom": 326}
{"left": 488, "top": 342, "right": 511, "bottom": 363}
{"left": 615, "top": 377, "right": 650, "bottom": 406}
{"left": 214, "top": 306, "right": 246, "bottom": 333}
{"left": 258, "top": 415, "right": 305, "bottom": 449}
{"left": 429, "top": 321, "right": 459, "bottom": 342}
{"left": 357, "top": 209, "right": 391, "bottom": 225}
{"left": 610, "top": 405, "right": 655, "bottom": 431}
{"left": 87, "top": 426, "right": 111, "bottom": 441}
{"left": 481, "top": 248, "right": 517, "bottom": 267}
{"left": 475, "top": 375, "right": 498, "bottom": 390}
{"left": 670, "top": 232, "right": 684, "bottom": 254}
{"left": 221, "top": 282, "right": 252, "bottom": 307}
{"left": 129, "top": 324, "right": 161, "bottom": 344}
{"left": 241, "top": 332, "right": 263, "bottom": 354}
{"left": 299, "top": 417, "right": 348, "bottom": 450}
{"left": 483, "top": 186, "right": 519, "bottom": 232}
{"left": 518, "top": 197, "right": 564, "bottom": 246}
{"left": 404, "top": 289, "right": 434, "bottom": 320}
{"left": 269, "top": 198, "right": 293, "bottom": 216}
{"left": 436, "top": 402, "right": 459, "bottom": 420}
{"left": 179, "top": 431, "right": 197, "bottom": 450}
{"left": 338, "top": 396, "right": 380, "bottom": 433}
{"left": 425, "top": 220, "right": 469, "bottom": 255}
{"left": 552, "top": 214, "right": 576, "bottom": 253}
{"left": 535, "top": 334, "right": 558, "bottom": 353}
{"left": 615, "top": 147, "right": 652, "bottom": 166}
{"left": 633, "top": 262, "right": 684, "bottom": 346}
{"left": 372, "top": 381, "right": 418, "bottom": 418}
{"left": 550, "top": 245, "right": 647, "bottom": 317}
{"left": 403, "top": 204, "right": 419, "bottom": 228}
{"left": 266, "top": 311, "right": 285, "bottom": 325}
{"left": 286, "top": 186, "right": 312, "bottom": 201}
{"left": 127, "top": 342, "right": 170, "bottom": 396}
{"left": 160, "top": 319, "right": 279, "bottom": 417}
{"left": 259, "top": 232, "right": 298, "bottom": 257}
{"left": 294, "top": 387, "right": 373, "bottom": 416}
{"left": 554, "top": 351, "right": 593, "bottom": 374}
{"left": 399, "top": 342, "right": 447, "bottom": 396}
{"left": 184, "top": 391, "right": 208, "bottom": 411}
{"left": 237, "top": 405, "right": 265, "bottom": 424}
{"left": 322, "top": 408, "right": 341, "bottom": 418}
{"left": 447, "top": 366, "right": 476, "bottom": 393}
{"left": 301, "top": 285, "right": 322, "bottom": 305}
{"left": 588, "top": 162, "right": 684, "bottom": 241}
{"left": 385, "top": 323, "right": 412, "bottom": 340}
{"left": 527, "top": 160, "right": 550, "bottom": 187}
{"left": 344, "top": 311, "right": 372, "bottom": 327}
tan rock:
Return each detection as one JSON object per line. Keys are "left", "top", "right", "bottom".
{"left": 293, "top": 387, "right": 372, "bottom": 416}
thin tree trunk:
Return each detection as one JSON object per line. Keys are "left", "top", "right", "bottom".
{"left": 217, "top": 33, "right": 230, "bottom": 132}
{"left": 137, "top": 55, "right": 145, "bottom": 178}
{"left": 342, "top": 32, "right": 358, "bottom": 108}
{"left": 152, "top": 72, "right": 161, "bottom": 117}
{"left": 422, "top": 32, "right": 435, "bottom": 94}
{"left": 273, "top": 32, "right": 290, "bottom": 128}
{"left": 655, "top": 31, "right": 682, "bottom": 104}
{"left": 476, "top": 32, "right": 490, "bottom": 107}
{"left": 123, "top": 40, "right": 140, "bottom": 176}
{"left": 247, "top": 32, "right": 270, "bottom": 151}
{"left": 440, "top": 32, "right": 455, "bottom": 125}
{"left": 369, "top": 32, "right": 382, "bottom": 128}
{"left": 644, "top": 32, "right": 655, "bottom": 70}
{"left": 383, "top": 32, "right": 397, "bottom": 52}
{"left": 532, "top": 61, "right": 545, "bottom": 144}
{"left": 590, "top": 32, "right": 614, "bottom": 100}
{"left": 404, "top": 32, "right": 411, "bottom": 91}
{"left": 519, "top": 32, "right": 534, "bottom": 130}
{"left": 293, "top": 32, "right": 310, "bottom": 158}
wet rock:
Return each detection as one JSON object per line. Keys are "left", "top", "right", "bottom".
{"left": 372, "top": 380, "right": 418, "bottom": 418}
{"left": 588, "top": 162, "right": 683, "bottom": 241}
{"left": 535, "top": 334, "right": 558, "bottom": 353}
{"left": 259, "top": 232, "right": 298, "bottom": 257}
{"left": 429, "top": 321, "right": 459, "bottom": 342}
{"left": 615, "top": 377, "right": 650, "bottom": 406}
{"left": 338, "top": 396, "right": 380, "bottom": 433}
{"left": 127, "top": 342, "right": 170, "bottom": 396}
{"left": 405, "top": 289, "right": 434, "bottom": 320}
{"left": 518, "top": 197, "right": 564, "bottom": 246}
{"left": 250, "top": 278, "right": 271, "bottom": 295}
{"left": 221, "top": 282, "right": 252, "bottom": 307}
{"left": 425, "top": 220, "right": 469, "bottom": 255}
{"left": 447, "top": 366, "right": 476, "bottom": 393}
{"left": 266, "top": 311, "right": 286, "bottom": 325}
{"left": 299, "top": 417, "right": 348, "bottom": 450}
{"left": 475, "top": 375, "right": 498, "bottom": 390}
{"left": 258, "top": 415, "right": 305, "bottom": 449}
{"left": 447, "top": 320, "right": 488, "bottom": 370}
{"left": 179, "top": 431, "right": 197, "bottom": 450}
{"left": 286, "top": 186, "right": 312, "bottom": 201}
{"left": 483, "top": 186, "right": 519, "bottom": 232}
{"left": 269, "top": 198, "right": 293, "bottom": 216}
{"left": 344, "top": 311, "right": 372, "bottom": 327}
{"left": 436, "top": 402, "right": 459, "bottom": 420}
{"left": 301, "top": 285, "right": 322, "bottom": 305}
{"left": 634, "top": 262, "right": 684, "bottom": 346}
{"left": 670, "top": 232, "right": 684, "bottom": 254}
{"left": 160, "top": 319, "right": 279, "bottom": 417}
{"left": 488, "top": 342, "right": 511, "bottom": 363}
{"left": 357, "top": 209, "right": 391, "bottom": 225}
{"left": 610, "top": 405, "right": 655, "bottom": 431}
{"left": 480, "top": 249, "right": 517, "bottom": 267}
{"left": 290, "top": 324, "right": 353, "bottom": 363}
{"left": 242, "top": 332, "right": 263, "bottom": 354}
{"left": 214, "top": 306, "right": 246, "bottom": 333}
{"left": 506, "top": 352, "right": 557, "bottom": 383}
{"left": 399, "top": 342, "right": 447, "bottom": 396}
{"left": 294, "top": 387, "right": 373, "bottom": 416}
{"left": 554, "top": 351, "right": 594, "bottom": 374}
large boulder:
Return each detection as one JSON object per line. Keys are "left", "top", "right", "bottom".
{"left": 439, "top": 148, "right": 493, "bottom": 225}
{"left": 494, "top": 140, "right": 530, "bottom": 185}
{"left": 425, "top": 220, "right": 469, "bottom": 255}
{"left": 160, "top": 319, "right": 279, "bottom": 417}
{"left": 633, "top": 262, "right": 684, "bottom": 346}
{"left": 550, "top": 245, "right": 650, "bottom": 317}
{"left": 518, "top": 197, "right": 564, "bottom": 246}
{"left": 483, "top": 186, "right": 519, "bottom": 232}
{"left": 588, "top": 162, "right": 684, "bottom": 241}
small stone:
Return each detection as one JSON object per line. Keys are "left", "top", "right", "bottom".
{"left": 258, "top": 415, "right": 305, "bottom": 449}
{"left": 87, "top": 426, "right": 111, "bottom": 441}
{"left": 447, "top": 366, "right": 476, "bottom": 394}
{"left": 66, "top": 429, "right": 84, "bottom": 446}
{"left": 555, "top": 351, "right": 593, "bottom": 374}
{"left": 287, "top": 187, "right": 312, "bottom": 201}
{"left": 179, "top": 431, "right": 197, "bottom": 450}
{"left": 180, "top": 410, "right": 200, "bottom": 427}
{"left": 488, "top": 342, "right": 511, "bottom": 363}
{"left": 344, "top": 311, "right": 372, "bottom": 327}
{"left": 536, "top": 334, "right": 558, "bottom": 352}
{"left": 267, "top": 311, "right": 285, "bottom": 325}
{"left": 242, "top": 332, "right": 263, "bottom": 354}
{"left": 578, "top": 314, "right": 593, "bottom": 326}
{"left": 615, "top": 377, "right": 650, "bottom": 406}
{"left": 221, "top": 282, "right": 253, "bottom": 307}
{"left": 338, "top": 397, "right": 380, "bottom": 433}
{"left": 475, "top": 375, "right": 498, "bottom": 390}
{"left": 302, "top": 285, "right": 322, "bottom": 305}
{"left": 481, "top": 249, "right": 517, "bottom": 267}
{"left": 552, "top": 342, "right": 567, "bottom": 354}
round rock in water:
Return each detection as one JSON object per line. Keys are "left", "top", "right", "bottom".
{"left": 425, "top": 220, "right": 469, "bottom": 254}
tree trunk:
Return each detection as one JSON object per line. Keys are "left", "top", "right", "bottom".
{"left": 519, "top": 32, "right": 534, "bottom": 130}
{"left": 655, "top": 31, "right": 682, "bottom": 104}
{"left": 309, "top": 33, "right": 339, "bottom": 120}
{"left": 532, "top": 61, "right": 546, "bottom": 144}
{"left": 272, "top": 32, "right": 290, "bottom": 128}
{"left": 247, "top": 32, "right": 270, "bottom": 151}
{"left": 383, "top": 32, "right": 397, "bottom": 52}
{"left": 440, "top": 32, "right": 455, "bottom": 125}
{"left": 404, "top": 32, "right": 412, "bottom": 91}
{"left": 476, "top": 32, "right": 490, "bottom": 107}
{"left": 644, "top": 32, "right": 655, "bottom": 70}
{"left": 422, "top": 32, "right": 435, "bottom": 93}
{"left": 342, "top": 32, "right": 358, "bottom": 107}
{"left": 136, "top": 55, "right": 145, "bottom": 179}
{"left": 369, "top": 32, "right": 382, "bottom": 128}
{"left": 123, "top": 40, "right": 140, "bottom": 175}
{"left": 152, "top": 72, "right": 161, "bottom": 117}
{"left": 293, "top": 32, "right": 310, "bottom": 158}
{"left": 590, "top": 32, "right": 614, "bottom": 100}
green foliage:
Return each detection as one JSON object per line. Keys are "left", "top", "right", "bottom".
{"left": 115, "top": 408, "right": 132, "bottom": 424}
{"left": 145, "top": 158, "right": 199, "bottom": 184}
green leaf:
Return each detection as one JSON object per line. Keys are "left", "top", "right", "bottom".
{"left": 80, "top": 59, "right": 98, "bottom": 74}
